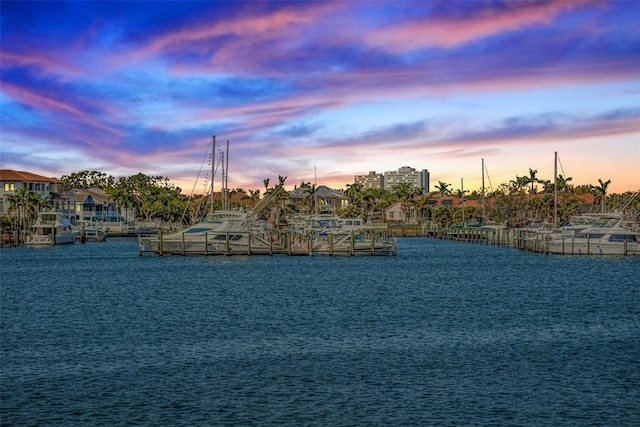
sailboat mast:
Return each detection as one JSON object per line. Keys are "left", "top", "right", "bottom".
{"left": 481, "top": 159, "right": 486, "bottom": 223}
{"left": 226, "top": 140, "right": 230, "bottom": 210}
{"left": 554, "top": 151, "right": 558, "bottom": 228}
{"left": 211, "top": 135, "right": 216, "bottom": 214}
{"left": 220, "top": 150, "right": 225, "bottom": 211}
{"left": 461, "top": 177, "right": 465, "bottom": 225}
{"left": 314, "top": 166, "right": 318, "bottom": 214}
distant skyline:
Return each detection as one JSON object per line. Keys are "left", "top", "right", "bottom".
{"left": 1, "top": 1, "right": 639, "bottom": 195}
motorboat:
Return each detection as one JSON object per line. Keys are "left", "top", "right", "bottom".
{"left": 138, "top": 136, "right": 284, "bottom": 256}
{"left": 524, "top": 218, "right": 640, "bottom": 255}
{"left": 26, "top": 211, "right": 79, "bottom": 245}
{"left": 138, "top": 209, "right": 275, "bottom": 255}
{"left": 74, "top": 220, "right": 109, "bottom": 242}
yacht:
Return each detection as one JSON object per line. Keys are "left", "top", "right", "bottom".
{"left": 26, "top": 211, "right": 79, "bottom": 245}
{"left": 138, "top": 209, "right": 275, "bottom": 255}
{"left": 525, "top": 217, "right": 640, "bottom": 255}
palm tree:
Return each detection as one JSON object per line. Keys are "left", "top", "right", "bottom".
{"left": 26, "top": 191, "right": 52, "bottom": 220}
{"left": 392, "top": 182, "right": 418, "bottom": 200}
{"left": 511, "top": 175, "right": 529, "bottom": 192}
{"left": 298, "top": 181, "right": 317, "bottom": 214}
{"left": 525, "top": 168, "right": 539, "bottom": 194}
{"left": 541, "top": 179, "right": 554, "bottom": 193}
{"left": 414, "top": 194, "right": 432, "bottom": 224}
{"left": 455, "top": 187, "right": 469, "bottom": 199}
{"left": 344, "top": 183, "right": 362, "bottom": 205}
{"left": 108, "top": 186, "right": 136, "bottom": 223}
{"left": 361, "top": 187, "right": 388, "bottom": 222}
{"left": 556, "top": 175, "right": 573, "bottom": 193}
{"left": 7, "top": 188, "right": 28, "bottom": 232}
{"left": 592, "top": 178, "right": 611, "bottom": 213}
{"left": 391, "top": 183, "right": 421, "bottom": 225}
{"left": 435, "top": 181, "right": 451, "bottom": 198}
{"left": 337, "top": 203, "right": 361, "bottom": 219}
{"left": 7, "top": 188, "right": 51, "bottom": 236}
{"left": 264, "top": 175, "right": 288, "bottom": 224}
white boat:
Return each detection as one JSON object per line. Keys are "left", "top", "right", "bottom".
{"left": 74, "top": 221, "right": 109, "bottom": 242}
{"left": 26, "top": 211, "right": 79, "bottom": 245}
{"left": 138, "top": 209, "right": 275, "bottom": 255}
{"left": 525, "top": 218, "right": 640, "bottom": 255}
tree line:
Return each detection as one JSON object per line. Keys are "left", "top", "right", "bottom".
{"left": 2, "top": 169, "right": 638, "bottom": 232}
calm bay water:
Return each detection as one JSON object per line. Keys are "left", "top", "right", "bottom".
{"left": 1, "top": 237, "right": 639, "bottom": 426}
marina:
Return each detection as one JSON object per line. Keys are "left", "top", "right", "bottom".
{"left": 137, "top": 219, "right": 396, "bottom": 256}
{"left": 136, "top": 137, "right": 396, "bottom": 257}
{"left": 424, "top": 225, "right": 640, "bottom": 256}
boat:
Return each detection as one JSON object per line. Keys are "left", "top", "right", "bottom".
{"left": 74, "top": 220, "right": 109, "bottom": 242}
{"left": 138, "top": 209, "right": 276, "bottom": 255}
{"left": 138, "top": 136, "right": 281, "bottom": 256}
{"left": 523, "top": 217, "right": 640, "bottom": 255}
{"left": 25, "top": 211, "right": 79, "bottom": 245}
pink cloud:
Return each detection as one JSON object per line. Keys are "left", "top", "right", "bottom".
{"left": 136, "top": 3, "right": 340, "bottom": 62}
{"left": 0, "top": 50, "right": 81, "bottom": 77}
{"left": 2, "top": 82, "right": 125, "bottom": 138}
{"left": 367, "top": 1, "right": 593, "bottom": 51}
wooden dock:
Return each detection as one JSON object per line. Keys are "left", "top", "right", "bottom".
{"left": 426, "top": 226, "right": 638, "bottom": 256}
{"left": 138, "top": 229, "right": 396, "bottom": 257}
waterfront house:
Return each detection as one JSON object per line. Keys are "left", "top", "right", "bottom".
{"left": 0, "top": 169, "right": 72, "bottom": 218}
{"left": 288, "top": 185, "right": 348, "bottom": 215}
{"left": 71, "top": 188, "right": 119, "bottom": 223}
{"left": 385, "top": 202, "right": 405, "bottom": 223}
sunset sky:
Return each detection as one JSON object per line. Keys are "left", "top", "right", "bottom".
{"left": 1, "top": 1, "right": 639, "bottom": 195}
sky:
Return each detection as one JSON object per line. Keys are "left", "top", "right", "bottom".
{"left": 1, "top": 0, "right": 639, "bottom": 195}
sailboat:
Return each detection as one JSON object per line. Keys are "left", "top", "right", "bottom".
{"left": 138, "top": 136, "right": 275, "bottom": 255}
{"left": 519, "top": 153, "right": 640, "bottom": 255}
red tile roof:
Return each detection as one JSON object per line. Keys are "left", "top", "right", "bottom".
{"left": 0, "top": 169, "right": 62, "bottom": 183}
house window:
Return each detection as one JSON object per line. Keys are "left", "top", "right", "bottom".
{"left": 4, "top": 183, "right": 15, "bottom": 191}
{"left": 35, "top": 183, "right": 41, "bottom": 191}
{"left": 389, "top": 212, "right": 395, "bottom": 219}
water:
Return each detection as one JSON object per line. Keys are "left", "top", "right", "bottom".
{"left": 1, "top": 238, "right": 639, "bottom": 426}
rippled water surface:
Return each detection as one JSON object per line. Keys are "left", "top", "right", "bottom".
{"left": 2, "top": 238, "right": 639, "bottom": 426}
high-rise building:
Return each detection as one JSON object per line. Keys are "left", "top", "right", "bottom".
{"left": 354, "top": 171, "right": 384, "bottom": 189}
{"left": 383, "top": 166, "right": 430, "bottom": 193}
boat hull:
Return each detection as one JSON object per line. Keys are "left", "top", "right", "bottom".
{"left": 26, "top": 231, "right": 79, "bottom": 246}
{"left": 139, "top": 232, "right": 274, "bottom": 255}
{"left": 524, "top": 238, "right": 640, "bottom": 255}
